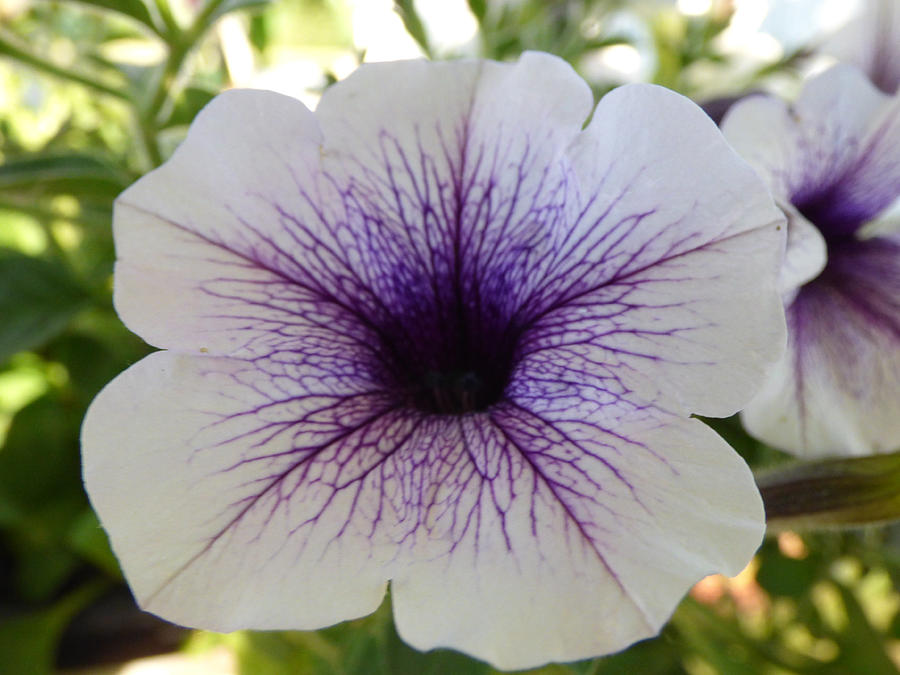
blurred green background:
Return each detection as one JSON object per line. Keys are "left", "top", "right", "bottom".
{"left": 0, "top": 0, "right": 898, "bottom": 673}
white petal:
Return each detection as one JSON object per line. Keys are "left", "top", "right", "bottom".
{"left": 719, "top": 94, "right": 797, "bottom": 199}
{"left": 528, "top": 83, "right": 787, "bottom": 417}
{"left": 313, "top": 52, "right": 594, "bottom": 313}
{"left": 82, "top": 351, "right": 394, "bottom": 630}
{"left": 820, "top": 0, "right": 900, "bottom": 93}
{"left": 113, "top": 88, "right": 348, "bottom": 356}
{"left": 779, "top": 204, "right": 827, "bottom": 298}
{"left": 113, "top": 54, "right": 596, "bottom": 357}
{"left": 392, "top": 408, "right": 762, "bottom": 671}
{"left": 741, "top": 235, "right": 900, "bottom": 456}
{"left": 723, "top": 66, "right": 900, "bottom": 235}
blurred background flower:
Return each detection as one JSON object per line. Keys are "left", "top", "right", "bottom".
{"left": 723, "top": 66, "right": 900, "bottom": 458}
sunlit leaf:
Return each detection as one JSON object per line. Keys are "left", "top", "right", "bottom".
{"left": 828, "top": 583, "right": 897, "bottom": 674}
{"left": 233, "top": 631, "right": 331, "bottom": 674}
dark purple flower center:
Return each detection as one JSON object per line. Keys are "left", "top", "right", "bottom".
{"left": 794, "top": 188, "right": 868, "bottom": 240}
{"left": 399, "top": 327, "right": 518, "bottom": 415}
{"left": 374, "top": 293, "right": 523, "bottom": 415}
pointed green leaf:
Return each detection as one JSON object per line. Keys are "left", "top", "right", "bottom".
{"left": 0, "top": 251, "right": 91, "bottom": 364}
{"left": 393, "top": 0, "right": 432, "bottom": 57}
{"left": 206, "top": 0, "right": 271, "bottom": 26}
{"left": 72, "top": 0, "right": 162, "bottom": 33}
{"left": 467, "top": 0, "right": 486, "bottom": 22}
{"left": 828, "top": 583, "right": 898, "bottom": 674}
{"left": 0, "top": 154, "right": 131, "bottom": 200}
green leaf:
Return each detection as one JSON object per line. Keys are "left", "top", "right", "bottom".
{"left": 0, "top": 250, "right": 90, "bottom": 365}
{"left": 163, "top": 86, "right": 217, "bottom": 128}
{"left": 233, "top": 631, "right": 332, "bottom": 674}
{"left": 0, "top": 31, "right": 131, "bottom": 102}
{"left": 674, "top": 599, "right": 820, "bottom": 673}
{"left": 467, "top": 0, "right": 487, "bottom": 22}
{"left": 44, "top": 333, "right": 126, "bottom": 401}
{"left": 393, "top": 0, "right": 432, "bottom": 58}
{"left": 0, "top": 394, "right": 89, "bottom": 600}
{"left": 755, "top": 542, "right": 820, "bottom": 597}
{"left": 591, "top": 635, "right": 685, "bottom": 675}
{"left": 71, "top": 0, "right": 162, "bottom": 34}
{"left": 0, "top": 154, "right": 131, "bottom": 200}
{"left": 66, "top": 509, "right": 122, "bottom": 579}
{"left": 827, "top": 582, "right": 898, "bottom": 674}
{"left": 381, "top": 618, "right": 491, "bottom": 675}
{"left": 13, "top": 543, "right": 81, "bottom": 602}
{"left": 0, "top": 582, "right": 106, "bottom": 675}
{"left": 206, "top": 0, "right": 271, "bottom": 26}
{"left": 0, "top": 394, "right": 83, "bottom": 510}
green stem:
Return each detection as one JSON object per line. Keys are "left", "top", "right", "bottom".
{"left": 153, "top": 0, "right": 182, "bottom": 37}
{"left": 0, "top": 30, "right": 129, "bottom": 102}
{"left": 136, "top": 110, "right": 164, "bottom": 169}
{"left": 139, "top": 0, "right": 229, "bottom": 166}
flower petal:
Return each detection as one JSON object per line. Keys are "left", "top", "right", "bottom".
{"left": 778, "top": 205, "right": 827, "bottom": 298}
{"left": 741, "top": 235, "right": 900, "bottom": 456}
{"left": 722, "top": 66, "right": 900, "bottom": 237}
{"left": 113, "top": 53, "right": 596, "bottom": 359}
{"left": 821, "top": 0, "right": 900, "bottom": 94}
{"left": 113, "top": 88, "right": 362, "bottom": 358}
{"left": 89, "top": 53, "right": 785, "bottom": 669}
{"left": 392, "top": 404, "right": 763, "bottom": 670}
{"left": 82, "top": 351, "right": 396, "bottom": 629}
{"left": 522, "top": 83, "right": 786, "bottom": 418}
{"left": 312, "top": 51, "right": 594, "bottom": 314}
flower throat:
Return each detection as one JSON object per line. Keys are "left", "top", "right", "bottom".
{"left": 380, "top": 302, "right": 519, "bottom": 416}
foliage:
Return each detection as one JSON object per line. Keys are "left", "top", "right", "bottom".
{"left": 0, "top": 1, "right": 896, "bottom": 673}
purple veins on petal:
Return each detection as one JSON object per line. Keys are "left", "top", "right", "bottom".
{"left": 82, "top": 52, "right": 785, "bottom": 670}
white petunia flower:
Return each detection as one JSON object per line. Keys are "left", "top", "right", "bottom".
{"left": 82, "top": 52, "right": 785, "bottom": 670}
{"left": 724, "top": 65, "right": 900, "bottom": 458}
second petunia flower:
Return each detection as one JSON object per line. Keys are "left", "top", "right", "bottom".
{"left": 723, "top": 65, "right": 900, "bottom": 459}
{"left": 82, "top": 52, "right": 786, "bottom": 670}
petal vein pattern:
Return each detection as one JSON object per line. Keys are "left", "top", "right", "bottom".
{"left": 83, "top": 52, "right": 782, "bottom": 669}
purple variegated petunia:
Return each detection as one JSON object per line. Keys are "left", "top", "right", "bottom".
{"left": 82, "top": 52, "right": 786, "bottom": 670}
{"left": 723, "top": 65, "right": 900, "bottom": 458}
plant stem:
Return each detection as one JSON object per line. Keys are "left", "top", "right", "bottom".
{"left": 139, "top": 0, "right": 229, "bottom": 166}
